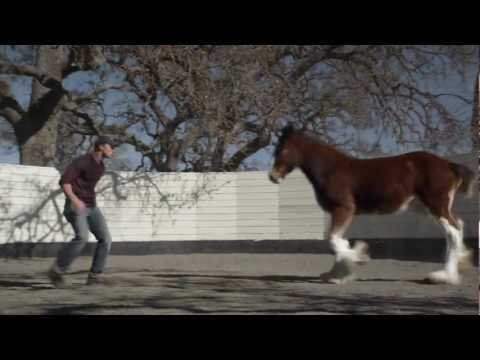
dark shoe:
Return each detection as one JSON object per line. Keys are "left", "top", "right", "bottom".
{"left": 48, "top": 264, "right": 67, "bottom": 288}
{"left": 86, "top": 272, "right": 114, "bottom": 286}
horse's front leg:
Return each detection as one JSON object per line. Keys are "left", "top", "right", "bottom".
{"left": 320, "top": 206, "right": 370, "bottom": 285}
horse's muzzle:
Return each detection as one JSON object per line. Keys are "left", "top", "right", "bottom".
{"left": 269, "top": 172, "right": 280, "bottom": 184}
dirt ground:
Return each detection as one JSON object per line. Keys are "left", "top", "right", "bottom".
{"left": 0, "top": 254, "right": 478, "bottom": 315}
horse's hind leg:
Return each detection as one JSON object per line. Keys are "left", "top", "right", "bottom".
{"left": 422, "top": 191, "right": 472, "bottom": 285}
{"left": 320, "top": 206, "right": 370, "bottom": 285}
{"left": 454, "top": 218, "right": 473, "bottom": 272}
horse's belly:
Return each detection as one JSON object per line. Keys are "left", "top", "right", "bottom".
{"left": 354, "top": 192, "right": 415, "bottom": 215}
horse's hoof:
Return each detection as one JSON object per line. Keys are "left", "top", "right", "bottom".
{"left": 427, "top": 270, "right": 461, "bottom": 285}
{"left": 354, "top": 241, "right": 370, "bottom": 265}
{"left": 320, "top": 271, "right": 356, "bottom": 285}
{"left": 329, "top": 274, "right": 356, "bottom": 285}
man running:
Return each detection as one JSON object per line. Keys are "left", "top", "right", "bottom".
{"left": 48, "top": 136, "right": 116, "bottom": 287}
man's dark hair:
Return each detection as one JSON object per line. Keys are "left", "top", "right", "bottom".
{"left": 94, "top": 136, "right": 115, "bottom": 151}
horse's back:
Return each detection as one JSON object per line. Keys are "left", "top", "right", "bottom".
{"left": 344, "top": 151, "right": 455, "bottom": 214}
{"left": 351, "top": 151, "right": 451, "bottom": 178}
{"left": 347, "top": 152, "right": 428, "bottom": 182}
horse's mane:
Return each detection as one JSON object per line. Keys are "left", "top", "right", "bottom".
{"left": 274, "top": 125, "right": 295, "bottom": 157}
{"left": 276, "top": 125, "right": 350, "bottom": 158}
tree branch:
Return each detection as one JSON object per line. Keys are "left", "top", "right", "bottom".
{"left": 0, "top": 57, "right": 65, "bottom": 92}
{"left": 0, "top": 98, "right": 24, "bottom": 125}
{"left": 68, "top": 82, "right": 130, "bottom": 106}
{"left": 66, "top": 109, "right": 152, "bottom": 155}
{"left": 0, "top": 79, "right": 26, "bottom": 124}
{"left": 289, "top": 45, "right": 355, "bottom": 81}
{"left": 223, "top": 130, "right": 271, "bottom": 171}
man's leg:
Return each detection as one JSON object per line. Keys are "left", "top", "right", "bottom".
{"left": 86, "top": 207, "right": 112, "bottom": 284}
{"left": 48, "top": 208, "right": 90, "bottom": 287}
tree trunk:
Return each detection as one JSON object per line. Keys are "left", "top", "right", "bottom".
{"left": 211, "top": 137, "right": 226, "bottom": 172}
{"left": 17, "top": 46, "right": 69, "bottom": 167}
{"left": 167, "top": 142, "right": 181, "bottom": 172}
{"left": 55, "top": 111, "right": 79, "bottom": 172}
{"left": 472, "top": 55, "right": 479, "bottom": 153}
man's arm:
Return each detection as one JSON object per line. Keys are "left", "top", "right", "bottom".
{"left": 60, "top": 158, "right": 87, "bottom": 214}
{"left": 63, "top": 184, "right": 86, "bottom": 214}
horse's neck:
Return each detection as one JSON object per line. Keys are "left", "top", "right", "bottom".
{"left": 300, "top": 146, "right": 347, "bottom": 187}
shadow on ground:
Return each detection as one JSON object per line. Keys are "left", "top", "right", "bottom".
{"left": 29, "top": 271, "right": 477, "bottom": 315}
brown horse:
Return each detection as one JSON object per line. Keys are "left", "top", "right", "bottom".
{"left": 269, "top": 125, "right": 476, "bottom": 285}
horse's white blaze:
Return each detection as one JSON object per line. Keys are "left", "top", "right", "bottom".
{"left": 268, "top": 169, "right": 284, "bottom": 184}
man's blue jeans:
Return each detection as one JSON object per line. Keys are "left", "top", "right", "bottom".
{"left": 56, "top": 202, "right": 112, "bottom": 274}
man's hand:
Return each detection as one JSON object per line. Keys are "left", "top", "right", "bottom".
{"left": 72, "top": 200, "right": 87, "bottom": 215}
{"left": 63, "top": 184, "right": 87, "bottom": 215}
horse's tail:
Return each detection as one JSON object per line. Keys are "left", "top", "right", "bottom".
{"left": 449, "top": 162, "right": 477, "bottom": 199}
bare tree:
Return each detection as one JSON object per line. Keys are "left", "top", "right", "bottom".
{"left": 0, "top": 45, "right": 107, "bottom": 167}
{"left": 286, "top": 45, "right": 477, "bottom": 155}
{"left": 472, "top": 47, "right": 479, "bottom": 152}
{"left": 60, "top": 45, "right": 292, "bottom": 172}
{"left": 1, "top": 45, "right": 477, "bottom": 171}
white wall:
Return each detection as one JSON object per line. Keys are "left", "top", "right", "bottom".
{"left": 0, "top": 153, "right": 477, "bottom": 245}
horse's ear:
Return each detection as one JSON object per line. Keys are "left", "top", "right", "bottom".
{"left": 282, "top": 124, "right": 295, "bottom": 137}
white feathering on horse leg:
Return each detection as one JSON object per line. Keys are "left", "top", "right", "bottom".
{"left": 353, "top": 241, "right": 370, "bottom": 264}
{"left": 330, "top": 235, "right": 352, "bottom": 260}
{"left": 428, "top": 218, "right": 463, "bottom": 285}
{"left": 320, "top": 235, "right": 365, "bottom": 284}
{"left": 321, "top": 259, "right": 357, "bottom": 285}
{"left": 452, "top": 218, "right": 473, "bottom": 272}
{"left": 331, "top": 236, "right": 370, "bottom": 264}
